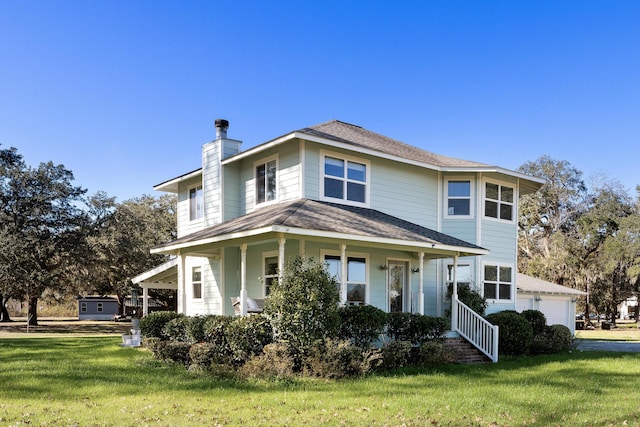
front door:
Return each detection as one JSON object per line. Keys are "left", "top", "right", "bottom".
{"left": 388, "top": 261, "right": 408, "bottom": 312}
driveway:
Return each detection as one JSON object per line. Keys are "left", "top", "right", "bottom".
{"left": 575, "top": 339, "right": 640, "bottom": 352}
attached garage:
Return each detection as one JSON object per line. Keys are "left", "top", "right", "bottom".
{"left": 516, "top": 273, "right": 587, "bottom": 335}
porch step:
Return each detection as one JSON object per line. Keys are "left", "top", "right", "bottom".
{"left": 444, "top": 337, "right": 491, "bottom": 364}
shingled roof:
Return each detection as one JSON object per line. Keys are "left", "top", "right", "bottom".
{"left": 297, "top": 120, "right": 489, "bottom": 168}
{"left": 153, "top": 198, "right": 486, "bottom": 255}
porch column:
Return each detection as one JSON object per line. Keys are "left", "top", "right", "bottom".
{"left": 278, "top": 233, "right": 286, "bottom": 282}
{"left": 418, "top": 252, "right": 425, "bottom": 315}
{"left": 178, "top": 253, "right": 186, "bottom": 315}
{"left": 240, "top": 243, "right": 247, "bottom": 316}
{"left": 142, "top": 285, "right": 149, "bottom": 316}
{"left": 451, "top": 254, "right": 459, "bottom": 331}
{"left": 340, "top": 244, "right": 347, "bottom": 304}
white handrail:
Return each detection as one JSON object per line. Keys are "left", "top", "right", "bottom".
{"left": 454, "top": 296, "right": 499, "bottom": 363}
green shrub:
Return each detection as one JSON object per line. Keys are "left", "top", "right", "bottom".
{"left": 304, "top": 339, "right": 381, "bottom": 379}
{"left": 380, "top": 340, "right": 412, "bottom": 370}
{"left": 338, "top": 305, "right": 387, "bottom": 348}
{"left": 417, "top": 341, "right": 457, "bottom": 366}
{"left": 140, "top": 311, "right": 183, "bottom": 339}
{"left": 188, "top": 342, "right": 218, "bottom": 369}
{"left": 186, "top": 315, "right": 211, "bottom": 344}
{"left": 447, "top": 283, "right": 488, "bottom": 316}
{"left": 546, "top": 324, "right": 572, "bottom": 352}
{"left": 202, "top": 315, "right": 233, "bottom": 363}
{"left": 162, "top": 317, "right": 191, "bottom": 342}
{"left": 151, "top": 341, "right": 191, "bottom": 366}
{"left": 264, "top": 256, "right": 340, "bottom": 356}
{"left": 240, "top": 342, "right": 295, "bottom": 379}
{"left": 485, "top": 311, "right": 533, "bottom": 356}
{"left": 386, "top": 313, "right": 446, "bottom": 345}
{"left": 521, "top": 310, "right": 547, "bottom": 336}
{"left": 226, "top": 314, "right": 273, "bottom": 365}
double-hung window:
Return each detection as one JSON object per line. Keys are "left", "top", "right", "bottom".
{"left": 484, "top": 182, "right": 514, "bottom": 221}
{"left": 446, "top": 180, "right": 471, "bottom": 217}
{"left": 256, "top": 158, "right": 277, "bottom": 204}
{"left": 322, "top": 154, "right": 368, "bottom": 205}
{"left": 322, "top": 253, "right": 368, "bottom": 305}
{"left": 192, "top": 266, "right": 202, "bottom": 299}
{"left": 483, "top": 264, "right": 513, "bottom": 301}
{"left": 189, "top": 185, "right": 203, "bottom": 221}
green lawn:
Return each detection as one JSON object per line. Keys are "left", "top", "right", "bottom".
{"left": 1, "top": 337, "right": 640, "bottom": 426}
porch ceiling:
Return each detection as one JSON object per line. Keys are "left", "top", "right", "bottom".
{"left": 151, "top": 199, "right": 488, "bottom": 259}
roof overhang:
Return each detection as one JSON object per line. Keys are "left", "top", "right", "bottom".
{"left": 132, "top": 258, "right": 178, "bottom": 289}
{"left": 151, "top": 225, "right": 488, "bottom": 259}
{"left": 154, "top": 169, "right": 202, "bottom": 193}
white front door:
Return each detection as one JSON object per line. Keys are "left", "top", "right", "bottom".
{"left": 388, "top": 261, "right": 408, "bottom": 312}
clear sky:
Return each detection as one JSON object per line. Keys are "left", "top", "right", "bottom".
{"left": 1, "top": 1, "right": 638, "bottom": 202}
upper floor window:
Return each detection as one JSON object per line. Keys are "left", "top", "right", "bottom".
{"left": 192, "top": 266, "right": 202, "bottom": 299}
{"left": 446, "top": 180, "right": 471, "bottom": 217}
{"left": 484, "top": 182, "right": 514, "bottom": 221}
{"left": 322, "top": 154, "right": 368, "bottom": 205}
{"left": 256, "top": 158, "right": 277, "bottom": 204}
{"left": 483, "top": 264, "right": 513, "bottom": 301}
{"left": 189, "top": 185, "right": 203, "bottom": 221}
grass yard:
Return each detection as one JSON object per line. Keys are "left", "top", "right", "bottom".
{"left": 1, "top": 336, "right": 640, "bottom": 426}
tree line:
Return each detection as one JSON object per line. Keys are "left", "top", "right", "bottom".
{"left": 518, "top": 155, "right": 640, "bottom": 323}
{"left": 2, "top": 146, "right": 638, "bottom": 326}
{"left": 0, "top": 145, "right": 176, "bottom": 325}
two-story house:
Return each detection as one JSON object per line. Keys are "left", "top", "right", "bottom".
{"left": 133, "top": 119, "right": 545, "bottom": 361}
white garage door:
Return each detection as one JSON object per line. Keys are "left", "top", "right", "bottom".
{"left": 540, "top": 299, "right": 570, "bottom": 327}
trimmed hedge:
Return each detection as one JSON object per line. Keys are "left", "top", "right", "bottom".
{"left": 485, "top": 310, "right": 533, "bottom": 356}
{"left": 386, "top": 313, "right": 446, "bottom": 345}
{"left": 338, "top": 305, "right": 387, "bottom": 348}
{"left": 140, "top": 311, "right": 183, "bottom": 340}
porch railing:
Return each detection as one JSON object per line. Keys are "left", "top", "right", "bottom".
{"left": 452, "top": 296, "right": 499, "bottom": 363}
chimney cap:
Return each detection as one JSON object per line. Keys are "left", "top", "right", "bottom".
{"left": 215, "top": 119, "right": 229, "bottom": 128}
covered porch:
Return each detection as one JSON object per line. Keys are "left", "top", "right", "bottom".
{"left": 149, "top": 200, "right": 484, "bottom": 312}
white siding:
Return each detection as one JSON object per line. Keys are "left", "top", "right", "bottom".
{"left": 202, "top": 140, "right": 222, "bottom": 227}
{"left": 242, "top": 141, "right": 301, "bottom": 214}
{"left": 176, "top": 176, "right": 204, "bottom": 238}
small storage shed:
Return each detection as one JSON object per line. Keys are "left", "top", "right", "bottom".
{"left": 78, "top": 296, "right": 119, "bottom": 320}
{"left": 516, "top": 273, "right": 587, "bottom": 335}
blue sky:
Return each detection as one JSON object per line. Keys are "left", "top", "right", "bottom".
{"left": 1, "top": 1, "right": 638, "bottom": 201}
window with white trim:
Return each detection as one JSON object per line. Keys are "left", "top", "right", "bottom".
{"left": 322, "top": 253, "right": 368, "bottom": 305}
{"left": 483, "top": 264, "right": 513, "bottom": 300}
{"left": 255, "top": 158, "right": 277, "bottom": 204}
{"left": 189, "top": 185, "right": 203, "bottom": 221}
{"left": 192, "top": 266, "right": 202, "bottom": 299}
{"left": 446, "top": 180, "right": 472, "bottom": 217}
{"left": 322, "top": 154, "right": 368, "bottom": 205}
{"left": 263, "top": 253, "right": 279, "bottom": 296}
{"left": 484, "top": 182, "right": 514, "bottom": 221}
{"left": 446, "top": 264, "right": 472, "bottom": 289}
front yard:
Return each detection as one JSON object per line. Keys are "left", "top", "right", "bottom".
{"left": 1, "top": 333, "right": 640, "bottom": 426}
